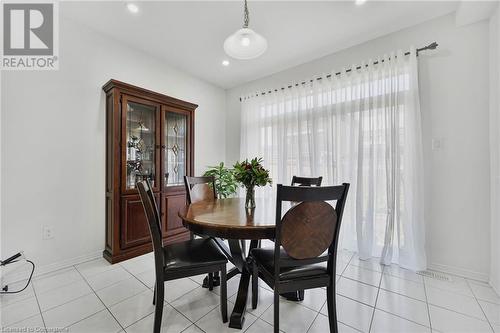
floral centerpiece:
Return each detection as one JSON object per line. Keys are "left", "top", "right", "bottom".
{"left": 233, "top": 157, "right": 272, "bottom": 209}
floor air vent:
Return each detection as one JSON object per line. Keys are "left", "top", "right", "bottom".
{"left": 417, "top": 270, "right": 452, "bottom": 281}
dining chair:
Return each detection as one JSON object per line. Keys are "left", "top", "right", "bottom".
{"left": 137, "top": 179, "right": 228, "bottom": 333}
{"left": 287, "top": 175, "right": 323, "bottom": 301}
{"left": 291, "top": 176, "right": 323, "bottom": 187}
{"left": 250, "top": 183, "right": 350, "bottom": 333}
{"left": 184, "top": 176, "right": 220, "bottom": 288}
{"left": 184, "top": 176, "right": 217, "bottom": 204}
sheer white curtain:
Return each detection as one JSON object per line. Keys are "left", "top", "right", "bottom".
{"left": 240, "top": 48, "right": 426, "bottom": 271}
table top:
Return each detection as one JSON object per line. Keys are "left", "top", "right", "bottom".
{"left": 178, "top": 197, "right": 277, "bottom": 239}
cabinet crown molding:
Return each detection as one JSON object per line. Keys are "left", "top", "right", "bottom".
{"left": 103, "top": 79, "right": 198, "bottom": 111}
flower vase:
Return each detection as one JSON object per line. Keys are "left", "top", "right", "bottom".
{"left": 245, "top": 186, "right": 256, "bottom": 209}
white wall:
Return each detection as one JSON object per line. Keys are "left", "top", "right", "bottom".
{"left": 0, "top": 68, "right": 2, "bottom": 265}
{"left": 489, "top": 4, "right": 500, "bottom": 293}
{"left": 1, "top": 17, "right": 226, "bottom": 274}
{"left": 226, "top": 13, "right": 491, "bottom": 281}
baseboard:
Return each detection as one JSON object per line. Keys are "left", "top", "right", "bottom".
{"left": 34, "top": 251, "right": 103, "bottom": 277}
{"left": 1, "top": 251, "right": 103, "bottom": 285}
{"left": 428, "top": 262, "right": 489, "bottom": 282}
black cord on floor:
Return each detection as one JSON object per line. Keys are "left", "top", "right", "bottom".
{"left": 0, "top": 259, "right": 35, "bottom": 294}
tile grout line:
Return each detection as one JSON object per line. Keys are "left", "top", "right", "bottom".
{"left": 243, "top": 300, "right": 286, "bottom": 333}
{"left": 243, "top": 319, "right": 259, "bottom": 333}
{"left": 192, "top": 299, "right": 236, "bottom": 330}
{"left": 193, "top": 323, "right": 208, "bottom": 333}
{"left": 336, "top": 292, "right": 377, "bottom": 309}
{"left": 0, "top": 287, "right": 40, "bottom": 327}
{"left": 340, "top": 275, "right": 382, "bottom": 289}
{"left": 21, "top": 253, "right": 499, "bottom": 333}
{"left": 113, "top": 256, "right": 190, "bottom": 330}
{"left": 254, "top": 291, "right": 274, "bottom": 321}
{"left": 279, "top": 293, "right": 325, "bottom": 314}
{"left": 374, "top": 307, "right": 432, "bottom": 330}
{"left": 265, "top": 251, "right": 368, "bottom": 332}
{"left": 465, "top": 278, "right": 496, "bottom": 332}
{"left": 116, "top": 293, "right": 176, "bottom": 333}
{"left": 83, "top": 264, "right": 139, "bottom": 292}
{"left": 378, "top": 273, "right": 490, "bottom": 330}
{"left": 121, "top": 309, "right": 160, "bottom": 331}
{"left": 255, "top": 289, "right": 327, "bottom": 332}
{"left": 32, "top": 267, "right": 117, "bottom": 315}
{"left": 73, "top": 264, "right": 127, "bottom": 332}
{"left": 425, "top": 301, "right": 495, "bottom": 323}
{"left": 367, "top": 264, "right": 384, "bottom": 333}
{"left": 119, "top": 257, "right": 232, "bottom": 329}
{"left": 28, "top": 282, "right": 47, "bottom": 333}
{"left": 173, "top": 288, "right": 223, "bottom": 329}
{"left": 311, "top": 265, "right": 367, "bottom": 333}
{"left": 36, "top": 283, "right": 96, "bottom": 313}
{"left": 180, "top": 323, "right": 205, "bottom": 333}
{"left": 304, "top": 300, "right": 324, "bottom": 333}
{"left": 99, "top": 271, "right": 165, "bottom": 331}
{"left": 422, "top": 276, "right": 433, "bottom": 332}
{"left": 339, "top": 251, "right": 355, "bottom": 275}
{"left": 172, "top": 285, "right": 224, "bottom": 324}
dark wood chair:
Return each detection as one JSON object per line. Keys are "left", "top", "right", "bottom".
{"left": 285, "top": 175, "right": 323, "bottom": 301}
{"left": 184, "top": 176, "right": 217, "bottom": 204}
{"left": 291, "top": 176, "right": 323, "bottom": 187}
{"left": 137, "top": 180, "right": 228, "bottom": 333}
{"left": 250, "top": 183, "right": 350, "bottom": 333}
{"left": 184, "top": 176, "right": 221, "bottom": 288}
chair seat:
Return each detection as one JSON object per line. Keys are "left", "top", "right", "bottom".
{"left": 163, "top": 238, "right": 227, "bottom": 271}
{"left": 251, "top": 247, "right": 328, "bottom": 280}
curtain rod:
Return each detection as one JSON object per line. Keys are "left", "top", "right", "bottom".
{"left": 239, "top": 42, "right": 438, "bottom": 101}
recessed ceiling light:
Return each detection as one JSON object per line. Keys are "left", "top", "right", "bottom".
{"left": 127, "top": 3, "right": 139, "bottom": 13}
{"left": 355, "top": 0, "right": 366, "bottom": 5}
{"left": 222, "top": 60, "right": 230, "bottom": 66}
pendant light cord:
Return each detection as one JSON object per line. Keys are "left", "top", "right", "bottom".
{"left": 243, "top": 0, "right": 249, "bottom": 28}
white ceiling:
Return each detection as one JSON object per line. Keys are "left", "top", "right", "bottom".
{"left": 62, "top": 1, "right": 459, "bottom": 89}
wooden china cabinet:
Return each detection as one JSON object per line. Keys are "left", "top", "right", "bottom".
{"left": 103, "top": 79, "right": 196, "bottom": 263}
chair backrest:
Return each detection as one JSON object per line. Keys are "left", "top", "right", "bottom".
{"left": 184, "top": 176, "right": 217, "bottom": 204}
{"left": 291, "top": 176, "right": 323, "bottom": 187}
{"left": 137, "top": 180, "right": 164, "bottom": 267}
{"left": 274, "top": 183, "right": 350, "bottom": 279}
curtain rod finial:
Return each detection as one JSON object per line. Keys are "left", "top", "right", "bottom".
{"left": 428, "top": 42, "right": 438, "bottom": 50}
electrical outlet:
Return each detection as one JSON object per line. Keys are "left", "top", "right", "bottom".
{"left": 42, "top": 226, "right": 54, "bottom": 240}
{"left": 432, "top": 138, "right": 442, "bottom": 151}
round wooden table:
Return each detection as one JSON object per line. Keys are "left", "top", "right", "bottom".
{"left": 179, "top": 197, "right": 279, "bottom": 329}
{"left": 179, "top": 197, "right": 277, "bottom": 239}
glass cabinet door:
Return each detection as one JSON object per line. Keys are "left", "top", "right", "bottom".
{"left": 164, "top": 110, "right": 189, "bottom": 187}
{"left": 123, "top": 96, "right": 159, "bottom": 191}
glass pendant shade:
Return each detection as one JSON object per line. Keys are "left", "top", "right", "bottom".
{"left": 224, "top": 28, "right": 267, "bottom": 60}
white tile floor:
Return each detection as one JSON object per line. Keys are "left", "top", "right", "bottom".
{"left": 1, "top": 250, "right": 500, "bottom": 333}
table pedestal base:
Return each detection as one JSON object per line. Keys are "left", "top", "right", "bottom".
{"left": 210, "top": 239, "right": 305, "bottom": 329}
{"left": 229, "top": 271, "right": 250, "bottom": 329}
{"left": 227, "top": 239, "right": 258, "bottom": 329}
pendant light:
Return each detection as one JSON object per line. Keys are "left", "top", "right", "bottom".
{"left": 223, "top": 0, "right": 267, "bottom": 60}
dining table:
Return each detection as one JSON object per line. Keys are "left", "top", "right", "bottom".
{"left": 178, "top": 197, "right": 301, "bottom": 329}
